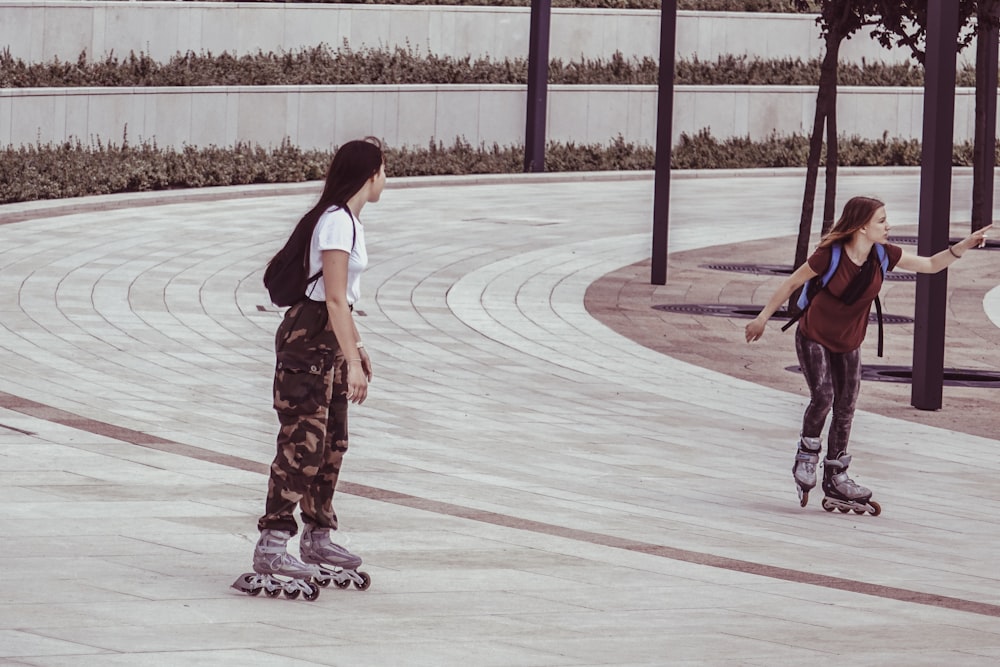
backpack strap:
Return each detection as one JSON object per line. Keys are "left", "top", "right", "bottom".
{"left": 305, "top": 206, "right": 358, "bottom": 297}
{"left": 794, "top": 244, "right": 841, "bottom": 310}
{"left": 873, "top": 294, "right": 884, "bottom": 357}
{"left": 873, "top": 242, "right": 888, "bottom": 357}
{"left": 782, "top": 244, "right": 842, "bottom": 331}
{"left": 781, "top": 243, "right": 890, "bottom": 356}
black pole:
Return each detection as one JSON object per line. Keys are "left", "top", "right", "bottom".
{"left": 911, "top": 0, "right": 960, "bottom": 411}
{"left": 973, "top": 16, "right": 999, "bottom": 231}
{"left": 651, "top": 0, "right": 677, "bottom": 285}
{"left": 524, "top": 0, "right": 551, "bottom": 173}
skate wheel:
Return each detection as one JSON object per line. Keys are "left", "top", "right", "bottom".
{"left": 303, "top": 583, "right": 320, "bottom": 601}
{"left": 283, "top": 588, "right": 300, "bottom": 600}
{"left": 868, "top": 500, "right": 882, "bottom": 517}
{"left": 265, "top": 587, "right": 281, "bottom": 598}
{"left": 247, "top": 587, "right": 262, "bottom": 597}
{"left": 335, "top": 578, "right": 351, "bottom": 589}
{"left": 838, "top": 507, "right": 849, "bottom": 513}
{"left": 821, "top": 498, "right": 835, "bottom": 512}
{"left": 314, "top": 577, "right": 331, "bottom": 588}
{"left": 354, "top": 571, "right": 371, "bottom": 591}
{"left": 799, "top": 489, "right": 809, "bottom": 508}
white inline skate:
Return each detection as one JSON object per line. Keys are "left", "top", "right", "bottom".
{"left": 792, "top": 436, "right": 822, "bottom": 507}
{"left": 231, "top": 529, "right": 323, "bottom": 600}
{"left": 821, "top": 454, "right": 881, "bottom": 516}
{"left": 300, "top": 523, "right": 371, "bottom": 591}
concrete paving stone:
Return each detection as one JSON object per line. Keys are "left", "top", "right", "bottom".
{"left": 24, "top": 622, "right": 330, "bottom": 656}
{"left": 274, "top": 642, "right": 578, "bottom": 667}
{"left": 24, "top": 650, "right": 326, "bottom": 667}
{"left": 0, "top": 169, "right": 998, "bottom": 664}
{"left": 0, "top": 631, "right": 110, "bottom": 660}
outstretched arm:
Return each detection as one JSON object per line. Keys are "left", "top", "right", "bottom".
{"left": 895, "top": 224, "right": 992, "bottom": 274}
{"left": 745, "top": 261, "right": 819, "bottom": 343}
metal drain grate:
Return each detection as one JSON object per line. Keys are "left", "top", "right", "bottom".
{"left": 701, "top": 263, "right": 793, "bottom": 277}
{"left": 890, "top": 235, "right": 999, "bottom": 250}
{"left": 653, "top": 304, "right": 913, "bottom": 324}
{"left": 462, "top": 217, "right": 560, "bottom": 226}
{"left": 701, "top": 263, "right": 916, "bottom": 281}
{"left": 786, "top": 364, "right": 1000, "bottom": 388}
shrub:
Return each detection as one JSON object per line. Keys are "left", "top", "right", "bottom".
{"left": 1, "top": 133, "right": 992, "bottom": 205}
{"left": 5, "top": 47, "right": 970, "bottom": 89}
{"left": 215, "top": 0, "right": 817, "bottom": 10}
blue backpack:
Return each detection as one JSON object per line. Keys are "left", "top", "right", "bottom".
{"left": 782, "top": 243, "right": 889, "bottom": 356}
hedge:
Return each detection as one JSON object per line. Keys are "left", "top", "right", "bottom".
{"left": 3, "top": 47, "right": 965, "bottom": 88}
{"left": 1, "top": 132, "right": 990, "bottom": 205}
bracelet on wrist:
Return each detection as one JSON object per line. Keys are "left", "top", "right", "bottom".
{"left": 948, "top": 245, "right": 962, "bottom": 258}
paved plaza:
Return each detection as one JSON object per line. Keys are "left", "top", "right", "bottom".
{"left": 0, "top": 169, "right": 999, "bottom": 665}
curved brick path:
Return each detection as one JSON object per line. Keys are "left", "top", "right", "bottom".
{"left": 587, "top": 225, "right": 1000, "bottom": 441}
{"left": 1, "top": 170, "right": 999, "bottom": 664}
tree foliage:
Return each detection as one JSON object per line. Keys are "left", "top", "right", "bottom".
{"left": 869, "top": 0, "right": 979, "bottom": 64}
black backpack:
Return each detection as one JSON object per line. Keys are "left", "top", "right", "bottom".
{"left": 781, "top": 243, "right": 889, "bottom": 356}
{"left": 263, "top": 207, "right": 356, "bottom": 308}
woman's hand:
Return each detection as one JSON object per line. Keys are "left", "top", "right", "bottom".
{"left": 359, "top": 346, "right": 373, "bottom": 382}
{"left": 745, "top": 316, "right": 767, "bottom": 343}
{"left": 744, "top": 262, "right": 816, "bottom": 343}
{"left": 955, "top": 224, "right": 993, "bottom": 253}
{"left": 346, "top": 361, "right": 368, "bottom": 404}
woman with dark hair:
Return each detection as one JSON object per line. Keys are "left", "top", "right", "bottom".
{"left": 234, "top": 137, "right": 385, "bottom": 599}
{"left": 745, "top": 196, "right": 990, "bottom": 515}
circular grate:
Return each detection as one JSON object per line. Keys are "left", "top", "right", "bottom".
{"left": 702, "top": 263, "right": 916, "bottom": 281}
{"left": 786, "top": 364, "right": 1000, "bottom": 388}
{"left": 653, "top": 304, "right": 913, "bottom": 324}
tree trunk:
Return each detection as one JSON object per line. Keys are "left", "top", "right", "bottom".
{"left": 793, "top": 32, "right": 842, "bottom": 314}
{"left": 822, "top": 34, "right": 841, "bottom": 236}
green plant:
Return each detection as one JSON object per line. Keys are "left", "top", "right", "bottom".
{"left": 2, "top": 133, "right": 993, "bottom": 205}
{"left": 6, "top": 46, "right": 964, "bottom": 89}
{"left": 210, "top": 0, "right": 818, "bottom": 10}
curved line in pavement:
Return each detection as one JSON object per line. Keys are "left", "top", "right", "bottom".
{"left": 986, "top": 284, "right": 1000, "bottom": 328}
{"left": 2, "top": 387, "right": 998, "bottom": 620}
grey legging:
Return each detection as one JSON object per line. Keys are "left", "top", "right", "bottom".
{"left": 795, "top": 328, "right": 862, "bottom": 460}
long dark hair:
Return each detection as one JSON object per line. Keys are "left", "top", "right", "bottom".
{"left": 282, "top": 136, "right": 384, "bottom": 260}
{"left": 817, "top": 196, "right": 884, "bottom": 250}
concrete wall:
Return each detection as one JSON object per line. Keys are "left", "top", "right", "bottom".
{"left": 1, "top": 3, "right": 984, "bottom": 151}
{"left": 0, "top": 85, "right": 981, "bottom": 151}
{"left": 0, "top": 1, "right": 957, "bottom": 66}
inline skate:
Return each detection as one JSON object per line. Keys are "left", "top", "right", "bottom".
{"left": 821, "top": 454, "right": 881, "bottom": 516}
{"left": 231, "top": 529, "right": 323, "bottom": 600}
{"left": 792, "top": 436, "right": 822, "bottom": 507}
{"left": 300, "top": 523, "right": 371, "bottom": 591}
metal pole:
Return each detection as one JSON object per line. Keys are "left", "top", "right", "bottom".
{"left": 524, "top": 0, "right": 551, "bottom": 173}
{"left": 651, "top": 0, "right": 677, "bottom": 285}
{"left": 911, "top": 0, "right": 960, "bottom": 411}
{"left": 973, "top": 17, "right": 998, "bottom": 230}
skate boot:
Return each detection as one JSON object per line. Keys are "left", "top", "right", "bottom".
{"left": 792, "top": 436, "right": 822, "bottom": 507}
{"left": 820, "top": 454, "right": 881, "bottom": 516}
{"left": 231, "top": 530, "right": 322, "bottom": 600}
{"left": 300, "top": 523, "right": 371, "bottom": 591}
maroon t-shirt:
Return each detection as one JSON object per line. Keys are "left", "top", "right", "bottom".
{"left": 798, "top": 243, "right": 903, "bottom": 353}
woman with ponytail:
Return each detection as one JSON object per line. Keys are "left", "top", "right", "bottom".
{"left": 234, "top": 137, "right": 385, "bottom": 598}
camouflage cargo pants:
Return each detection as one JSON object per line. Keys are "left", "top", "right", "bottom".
{"left": 257, "top": 300, "right": 349, "bottom": 535}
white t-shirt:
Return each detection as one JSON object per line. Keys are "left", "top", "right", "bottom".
{"left": 305, "top": 206, "right": 368, "bottom": 305}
